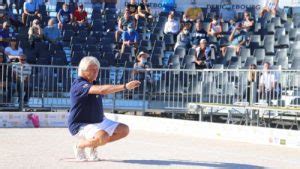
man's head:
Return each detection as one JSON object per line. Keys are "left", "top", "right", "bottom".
{"left": 195, "top": 22, "right": 202, "bottom": 31}
{"left": 263, "top": 62, "right": 271, "bottom": 71}
{"left": 130, "top": 0, "right": 136, "bottom": 4}
{"left": 200, "top": 39, "right": 207, "bottom": 49}
{"left": 48, "top": 18, "right": 55, "bottom": 27}
{"left": 78, "top": 57, "right": 100, "bottom": 83}
{"left": 137, "top": 51, "right": 149, "bottom": 63}
{"left": 78, "top": 4, "right": 84, "bottom": 12}
{"left": 9, "top": 38, "right": 18, "bottom": 49}
{"left": 182, "top": 25, "right": 189, "bottom": 35}
{"left": 168, "top": 13, "right": 174, "bottom": 21}
{"left": 124, "top": 10, "right": 130, "bottom": 19}
{"left": 63, "top": 3, "right": 69, "bottom": 12}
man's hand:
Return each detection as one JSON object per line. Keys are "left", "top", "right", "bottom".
{"left": 125, "top": 80, "right": 141, "bottom": 90}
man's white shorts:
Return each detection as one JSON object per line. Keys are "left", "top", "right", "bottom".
{"left": 75, "top": 117, "right": 119, "bottom": 140}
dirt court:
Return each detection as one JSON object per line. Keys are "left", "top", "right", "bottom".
{"left": 0, "top": 128, "right": 299, "bottom": 169}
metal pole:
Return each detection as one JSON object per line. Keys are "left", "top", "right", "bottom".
{"left": 19, "top": 65, "right": 24, "bottom": 111}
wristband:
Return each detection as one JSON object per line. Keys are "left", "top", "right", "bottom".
{"left": 124, "top": 83, "right": 128, "bottom": 90}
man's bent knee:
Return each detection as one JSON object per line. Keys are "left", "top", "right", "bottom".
{"left": 94, "top": 130, "right": 109, "bottom": 147}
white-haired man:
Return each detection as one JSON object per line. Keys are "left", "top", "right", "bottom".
{"left": 68, "top": 56, "right": 141, "bottom": 161}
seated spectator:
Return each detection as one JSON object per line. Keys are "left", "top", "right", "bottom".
{"left": 121, "top": 24, "right": 138, "bottom": 54}
{"left": 0, "top": 22, "right": 15, "bottom": 52}
{"left": 174, "top": 25, "right": 191, "bottom": 50}
{"left": 132, "top": 51, "right": 152, "bottom": 81}
{"left": 5, "top": 9, "right": 25, "bottom": 31}
{"left": 12, "top": 55, "right": 32, "bottom": 106}
{"left": 126, "top": 0, "right": 139, "bottom": 20}
{"left": 220, "top": 0, "right": 236, "bottom": 22}
{"left": 138, "top": 0, "right": 152, "bottom": 20}
{"left": 4, "top": 38, "right": 24, "bottom": 63}
{"left": 259, "top": 62, "right": 276, "bottom": 105}
{"left": 115, "top": 10, "right": 135, "bottom": 42}
{"left": 57, "top": 3, "right": 73, "bottom": 30}
{"left": 91, "top": 0, "right": 104, "bottom": 12}
{"left": 73, "top": 3, "right": 89, "bottom": 27}
{"left": 260, "top": 0, "right": 279, "bottom": 17}
{"left": 28, "top": 19, "right": 43, "bottom": 47}
{"left": 43, "top": 18, "right": 61, "bottom": 44}
{"left": 191, "top": 21, "right": 208, "bottom": 48}
{"left": 241, "top": 11, "right": 254, "bottom": 33}
{"left": 222, "top": 23, "right": 247, "bottom": 55}
{"left": 184, "top": 5, "right": 204, "bottom": 22}
{"left": 22, "top": 0, "right": 42, "bottom": 25}
{"left": 208, "top": 15, "right": 223, "bottom": 38}
{"left": 163, "top": 13, "right": 180, "bottom": 36}
{"left": 194, "top": 39, "right": 213, "bottom": 69}
{"left": 104, "top": 0, "right": 117, "bottom": 9}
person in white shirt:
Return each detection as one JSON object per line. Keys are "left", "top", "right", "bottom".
{"left": 4, "top": 38, "right": 24, "bottom": 63}
{"left": 259, "top": 62, "right": 275, "bottom": 104}
{"left": 164, "top": 13, "right": 180, "bottom": 35}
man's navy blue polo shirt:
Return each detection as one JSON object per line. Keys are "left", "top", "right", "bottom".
{"left": 68, "top": 77, "right": 104, "bottom": 136}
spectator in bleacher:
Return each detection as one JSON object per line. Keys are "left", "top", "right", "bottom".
{"left": 0, "top": 22, "right": 15, "bottom": 52}
{"left": 4, "top": 38, "right": 24, "bottom": 63}
{"left": 28, "top": 19, "right": 43, "bottom": 47}
{"left": 194, "top": 39, "right": 212, "bottom": 69}
{"left": 208, "top": 15, "right": 223, "bottom": 38}
{"left": 222, "top": 23, "right": 247, "bottom": 55}
{"left": 219, "top": 0, "right": 236, "bottom": 22}
{"left": 22, "top": 0, "right": 42, "bottom": 25}
{"left": 12, "top": 55, "right": 32, "bottom": 106}
{"left": 104, "top": 0, "right": 117, "bottom": 9}
{"left": 241, "top": 11, "right": 254, "bottom": 33}
{"left": 174, "top": 25, "right": 191, "bottom": 50}
{"left": 57, "top": 3, "right": 73, "bottom": 30}
{"left": 115, "top": 10, "right": 135, "bottom": 42}
{"left": 163, "top": 13, "right": 180, "bottom": 37}
{"left": 259, "top": 62, "right": 276, "bottom": 104}
{"left": 73, "top": 3, "right": 89, "bottom": 27}
{"left": 91, "top": 0, "right": 104, "bottom": 12}
{"left": 132, "top": 51, "right": 152, "bottom": 81}
{"left": 191, "top": 21, "right": 208, "bottom": 48}
{"left": 138, "top": 0, "right": 152, "bottom": 20}
{"left": 121, "top": 23, "right": 138, "bottom": 54}
{"left": 43, "top": 18, "right": 61, "bottom": 44}
{"left": 126, "top": 0, "right": 139, "bottom": 20}
{"left": 260, "top": 0, "right": 279, "bottom": 17}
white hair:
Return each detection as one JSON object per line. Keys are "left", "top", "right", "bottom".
{"left": 78, "top": 56, "right": 100, "bottom": 75}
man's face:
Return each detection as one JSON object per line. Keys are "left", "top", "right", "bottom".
{"left": 83, "top": 64, "right": 99, "bottom": 82}
{"left": 196, "top": 23, "right": 202, "bottom": 30}
{"left": 130, "top": 0, "right": 136, "bottom": 4}
{"left": 263, "top": 63, "right": 270, "bottom": 71}
{"left": 200, "top": 42, "right": 206, "bottom": 49}
{"left": 244, "top": 13, "right": 250, "bottom": 20}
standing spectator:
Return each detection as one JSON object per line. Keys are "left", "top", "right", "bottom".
{"left": 163, "top": 13, "right": 180, "bottom": 36}
{"left": 194, "top": 39, "right": 213, "bottom": 69}
{"left": 208, "top": 15, "right": 223, "bottom": 38}
{"left": 191, "top": 21, "right": 208, "bottom": 48}
{"left": 4, "top": 38, "right": 24, "bottom": 63}
{"left": 121, "top": 24, "right": 138, "bottom": 54}
{"left": 57, "top": 3, "right": 73, "bottom": 30}
{"left": 174, "top": 25, "right": 191, "bottom": 50}
{"left": 138, "top": 0, "right": 152, "bottom": 20}
{"left": 259, "top": 62, "right": 276, "bottom": 104}
{"left": 12, "top": 55, "right": 32, "bottom": 106}
{"left": 43, "top": 18, "right": 61, "bottom": 44}
{"left": 73, "top": 3, "right": 88, "bottom": 27}
{"left": 28, "top": 19, "right": 43, "bottom": 48}
{"left": 126, "top": 0, "right": 139, "bottom": 20}
{"left": 115, "top": 10, "right": 135, "bottom": 42}
{"left": 22, "top": 0, "right": 42, "bottom": 25}
{"left": 0, "top": 22, "right": 15, "bottom": 52}
{"left": 220, "top": 0, "right": 236, "bottom": 22}
{"left": 260, "top": 0, "right": 279, "bottom": 17}
{"left": 241, "top": 11, "right": 254, "bottom": 33}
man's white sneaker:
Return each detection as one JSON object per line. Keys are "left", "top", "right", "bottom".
{"left": 73, "top": 144, "right": 87, "bottom": 162}
{"left": 88, "top": 148, "right": 100, "bottom": 161}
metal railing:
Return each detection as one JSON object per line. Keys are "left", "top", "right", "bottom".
{"left": 1, "top": 63, "right": 300, "bottom": 113}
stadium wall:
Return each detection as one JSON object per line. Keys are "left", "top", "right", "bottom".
{"left": 0, "top": 111, "right": 300, "bottom": 148}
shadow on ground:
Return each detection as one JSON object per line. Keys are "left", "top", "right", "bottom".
{"left": 102, "top": 159, "right": 265, "bottom": 169}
